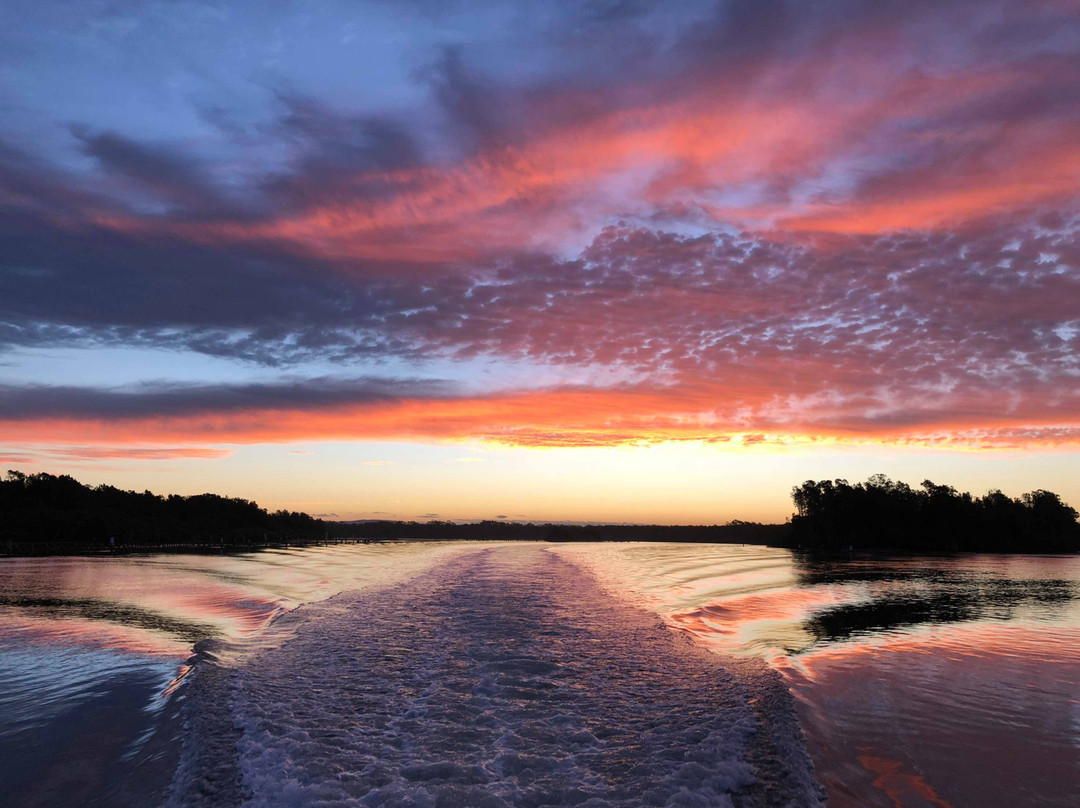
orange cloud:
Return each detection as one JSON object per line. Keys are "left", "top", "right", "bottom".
{"left": 782, "top": 129, "right": 1080, "bottom": 234}
{"left": 2, "top": 383, "right": 1078, "bottom": 451}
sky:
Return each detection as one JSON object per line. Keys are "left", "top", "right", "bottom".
{"left": 2, "top": 0, "right": 1079, "bottom": 523}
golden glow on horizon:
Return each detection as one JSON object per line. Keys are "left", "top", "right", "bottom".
{"left": 5, "top": 438, "right": 1079, "bottom": 526}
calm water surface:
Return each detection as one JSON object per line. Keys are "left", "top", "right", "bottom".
{"left": 554, "top": 543, "right": 1080, "bottom": 808}
{"left": 1, "top": 542, "right": 1078, "bottom": 807}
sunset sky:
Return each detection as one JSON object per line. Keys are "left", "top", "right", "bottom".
{"left": 2, "top": 0, "right": 1079, "bottom": 523}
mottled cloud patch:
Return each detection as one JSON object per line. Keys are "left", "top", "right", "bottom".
{"left": 1, "top": 210, "right": 1079, "bottom": 449}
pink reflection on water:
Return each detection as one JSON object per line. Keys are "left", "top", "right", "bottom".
{"left": 0, "top": 612, "right": 192, "bottom": 658}
{"left": 49, "top": 558, "right": 287, "bottom": 636}
{"left": 665, "top": 585, "right": 864, "bottom": 661}
{"left": 0, "top": 543, "right": 478, "bottom": 674}
{"left": 0, "top": 555, "right": 311, "bottom": 657}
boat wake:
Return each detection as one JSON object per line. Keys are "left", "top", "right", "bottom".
{"left": 168, "top": 544, "right": 824, "bottom": 807}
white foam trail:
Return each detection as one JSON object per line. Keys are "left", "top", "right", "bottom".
{"left": 169, "top": 544, "right": 824, "bottom": 808}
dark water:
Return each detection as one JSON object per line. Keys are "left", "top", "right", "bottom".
{"left": 555, "top": 544, "right": 1080, "bottom": 808}
{"left": 1, "top": 543, "right": 1077, "bottom": 806}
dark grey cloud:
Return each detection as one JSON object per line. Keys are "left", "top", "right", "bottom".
{"left": 0, "top": 142, "right": 110, "bottom": 218}
{"left": 72, "top": 128, "right": 232, "bottom": 217}
{"left": 0, "top": 377, "right": 451, "bottom": 421}
{"left": 260, "top": 92, "right": 425, "bottom": 210}
{"left": 0, "top": 168, "right": 433, "bottom": 363}
{"left": 427, "top": 47, "right": 507, "bottom": 155}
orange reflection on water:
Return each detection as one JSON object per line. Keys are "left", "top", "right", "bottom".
{"left": 554, "top": 543, "right": 1080, "bottom": 808}
{"left": 857, "top": 752, "right": 955, "bottom": 808}
{"left": 133, "top": 585, "right": 285, "bottom": 638}
{"left": 0, "top": 544, "right": 480, "bottom": 672}
{"left": 162, "top": 663, "right": 193, "bottom": 698}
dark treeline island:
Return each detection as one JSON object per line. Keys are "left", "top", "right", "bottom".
{"left": 1, "top": 470, "right": 1077, "bottom": 555}
{"left": 791, "top": 474, "right": 1080, "bottom": 553}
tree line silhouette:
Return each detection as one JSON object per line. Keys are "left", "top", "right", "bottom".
{"left": 0, "top": 471, "right": 782, "bottom": 553}
{"left": 790, "top": 474, "right": 1080, "bottom": 553}
{"left": 0, "top": 470, "right": 327, "bottom": 550}
{"left": 3, "top": 470, "right": 1077, "bottom": 555}
{"left": 348, "top": 519, "right": 782, "bottom": 544}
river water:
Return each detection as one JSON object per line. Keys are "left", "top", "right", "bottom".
{"left": 0, "top": 542, "right": 1077, "bottom": 806}
{"left": 552, "top": 544, "right": 1080, "bottom": 807}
